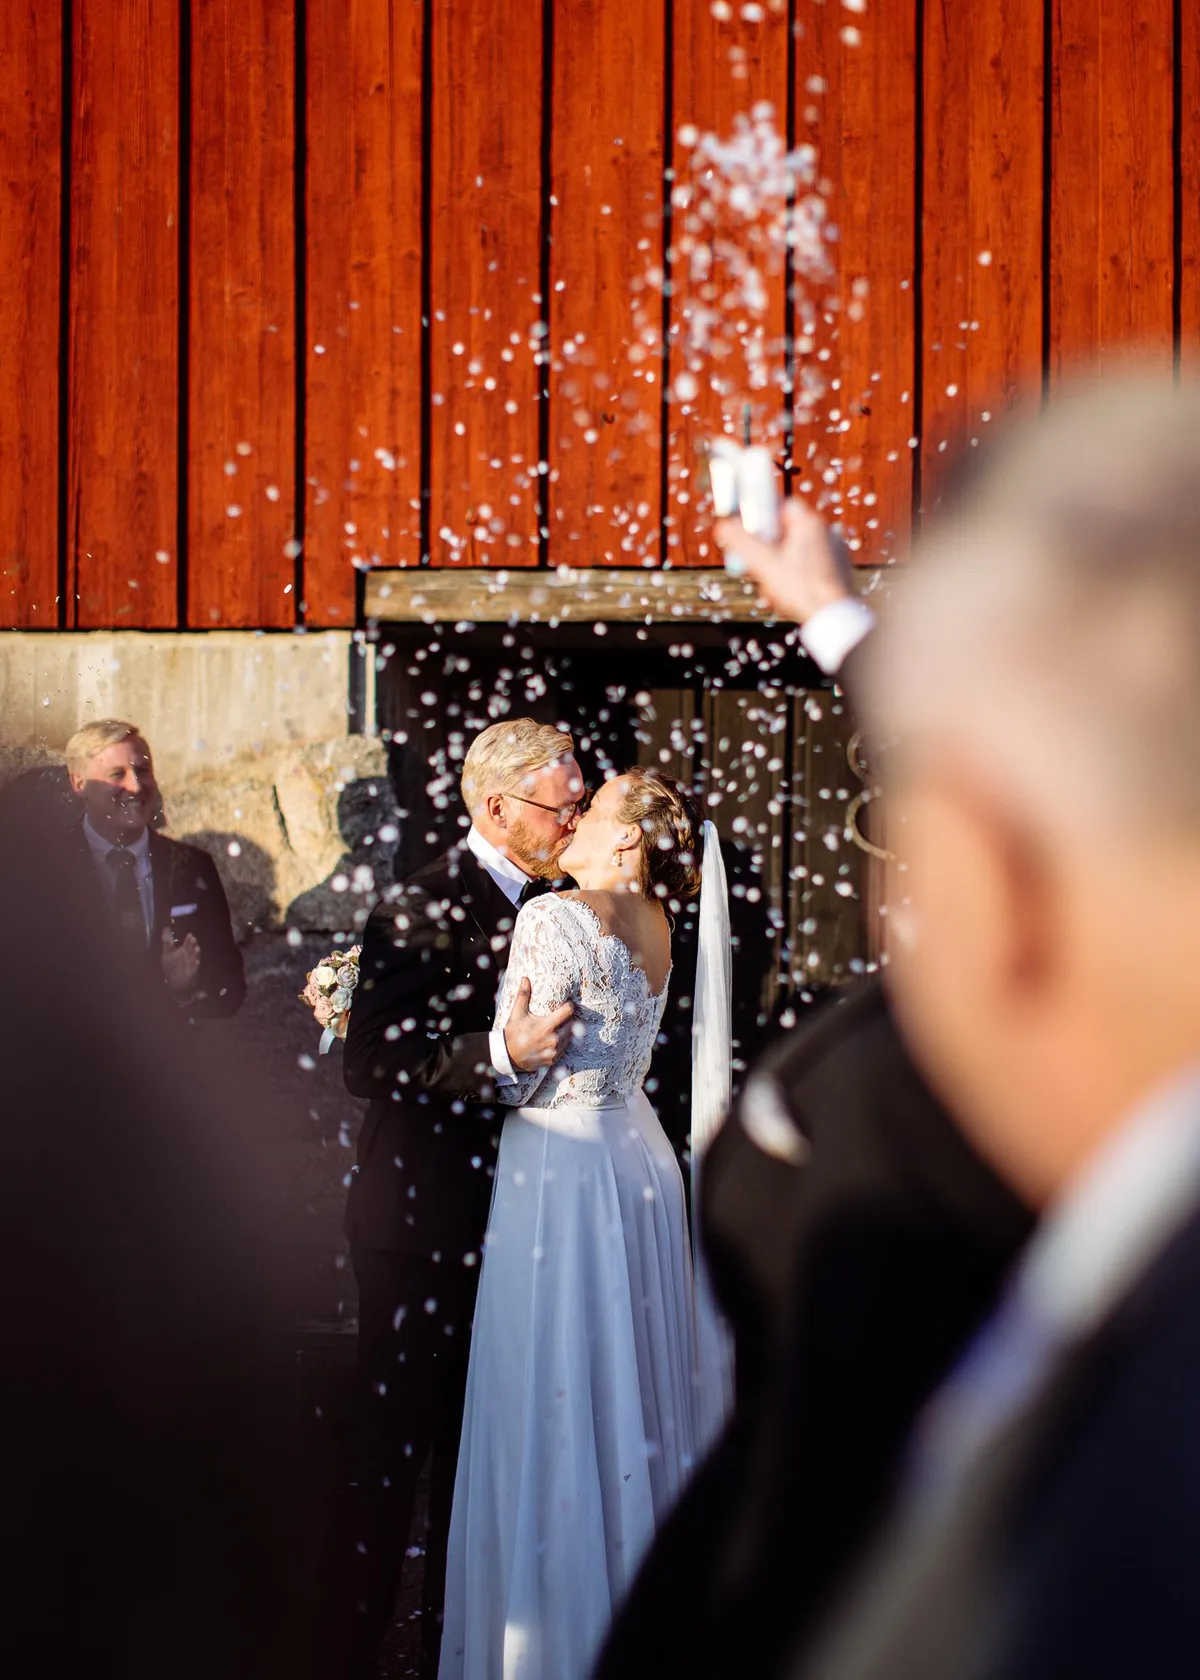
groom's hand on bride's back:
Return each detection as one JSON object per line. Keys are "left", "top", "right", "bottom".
{"left": 504, "top": 977, "right": 573, "bottom": 1072}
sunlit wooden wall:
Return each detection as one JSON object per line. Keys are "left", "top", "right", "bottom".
{"left": 1, "top": 0, "right": 1195, "bottom": 631}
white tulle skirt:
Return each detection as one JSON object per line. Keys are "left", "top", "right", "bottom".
{"left": 438, "top": 1090, "right": 702, "bottom": 1680}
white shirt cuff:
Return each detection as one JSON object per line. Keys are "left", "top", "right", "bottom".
{"left": 490, "top": 1026, "right": 518, "bottom": 1084}
{"left": 799, "top": 597, "right": 876, "bottom": 676}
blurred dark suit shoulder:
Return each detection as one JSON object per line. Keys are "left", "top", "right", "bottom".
{"left": 800, "top": 1196, "right": 1200, "bottom": 1680}
{"left": 597, "top": 976, "right": 1032, "bottom": 1680}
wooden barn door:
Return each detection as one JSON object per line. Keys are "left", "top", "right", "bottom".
{"left": 636, "top": 681, "right": 872, "bottom": 1018}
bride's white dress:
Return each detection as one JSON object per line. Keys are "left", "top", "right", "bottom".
{"left": 438, "top": 892, "right": 702, "bottom": 1680}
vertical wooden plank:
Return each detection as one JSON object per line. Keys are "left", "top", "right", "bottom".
{"left": 1051, "top": 0, "right": 1174, "bottom": 371}
{"left": 549, "top": 0, "right": 667, "bottom": 568}
{"left": 798, "top": 0, "right": 918, "bottom": 561}
{"left": 789, "top": 690, "right": 866, "bottom": 988}
{"left": 703, "top": 686, "right": 791, "bottom": 1018}
{"left": 1180, "top": 0, "right": 1200, "bottom": 358}
{"left": 921, "top": 0, "right": 1044, "bottom": 514}
{"left": 69, "top": 0, "right": 180, "bottom": 627}
{"left": 0, "top": 5, "right": 61, "bottom": 627}
{"left": 668, "top": 1, "right": 790, "bottom": 567}
{"left": 636, "top": 689, "right": 696, "bottom": 785}
{"left": 306, "top": 0, "right": 424, "bottom": 625}
{"left": 428, "top": 0, "right": 543, "bottom": 567}
{"left": 188, "top": 0, "right": 295, "bottom": 629}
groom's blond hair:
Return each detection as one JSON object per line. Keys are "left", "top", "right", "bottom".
{"left": 461, "top": 718, "right": 575, "bottom": 815}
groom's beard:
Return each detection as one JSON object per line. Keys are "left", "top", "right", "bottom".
{"left": 507, "top": 814, "right": 570, "bottom": 880}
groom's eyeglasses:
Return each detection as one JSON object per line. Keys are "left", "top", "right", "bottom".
{"left": 505, "top": 787, "right": 592, "bottom": 824}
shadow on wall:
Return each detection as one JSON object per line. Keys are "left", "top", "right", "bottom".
{"left": 0, "top": 762, "right": 79, "bottom": 836}
{"left": 283, "top": 777, "right": 399, "bottom": 935}
{"left": 177, "top": 830, "right": 279, "bottom": 943}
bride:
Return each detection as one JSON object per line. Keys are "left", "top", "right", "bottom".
{"left": 438, "top": 767, "right": 731, "bottom": 1680}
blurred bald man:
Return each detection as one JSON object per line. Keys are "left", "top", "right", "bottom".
{"left": 794, "top": 377, "right": 1200, "bottom": 1680}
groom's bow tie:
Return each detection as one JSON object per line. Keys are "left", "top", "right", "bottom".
{"left": 518, "top": 877, "right": 551, "bottom": 908}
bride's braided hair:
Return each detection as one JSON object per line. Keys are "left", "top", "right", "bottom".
{"left": 617, "top": 768, "right": 705, "bottom": 900}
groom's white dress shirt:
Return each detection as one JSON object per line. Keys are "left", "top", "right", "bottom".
{"left": 465, "top": 824, "right": 530, "bottom": 1084}
{"left": 83, "top": 817, "right": 154, "bottom": 939}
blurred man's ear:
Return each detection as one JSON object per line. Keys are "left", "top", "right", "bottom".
{"left": 918, "top": 768, "right": 1056, "bottom": 1008}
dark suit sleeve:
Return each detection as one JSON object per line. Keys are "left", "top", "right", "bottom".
{"left": 836, "top": 624, "right": 874, "bottom": 705}
{"left": 343, "top": 884, "right": 496, "bottom": 1103}
{"left": 187, "top": 850, "right": 246, "bottom": 1018}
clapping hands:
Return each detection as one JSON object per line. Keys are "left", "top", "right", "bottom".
{"left": 161, "top": 927, "right": 202, "bottom": 994}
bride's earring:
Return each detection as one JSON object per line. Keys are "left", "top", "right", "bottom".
{"left": 612, "top": 849, "right": 623, "bottom": 868}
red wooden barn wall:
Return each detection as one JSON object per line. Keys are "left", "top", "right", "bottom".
{"left": 0, "top": 0, "right": 1191, "bottom": 632}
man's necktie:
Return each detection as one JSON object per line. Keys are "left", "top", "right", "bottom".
{"left": 518, "top": 877, "right": 550, "bottom": 908}
{"left": 110, "top": 846, "right": 147, "bottom": 947}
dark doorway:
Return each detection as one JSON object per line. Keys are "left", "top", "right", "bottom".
{"left": 373, "top": 619, "right": 877, "bottom": 1149}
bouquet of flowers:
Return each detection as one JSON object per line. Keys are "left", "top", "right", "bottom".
{"left": 299, "top": 944, "right": 361, "bottom": 1053}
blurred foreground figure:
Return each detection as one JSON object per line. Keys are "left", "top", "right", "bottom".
{"left": 796, "top": 376, "right": 1200, "bottom": 1678}
{"left": 0, "top": 792, "right": 291, "bottom": 1676}
{"left": 596, "top": 979, "right": 1030, "bottom": 1680}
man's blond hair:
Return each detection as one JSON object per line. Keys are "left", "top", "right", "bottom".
{"left": 461, "top": 718, "right": 575, "bottom": 815}
{"left": 65, "top": 718, "right": 147, "bottom": 778}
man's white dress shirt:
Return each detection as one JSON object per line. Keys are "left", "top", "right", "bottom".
{"left": 465, "top": 825, "right": 532, "bottom": 1084}
{"left": 84, "top": 817, "right": 154, "bottom": 940}
{"left": 799, "top": 596, "right": 877, "bottom": 676}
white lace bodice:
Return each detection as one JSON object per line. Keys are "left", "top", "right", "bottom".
{"left": 494, "top": 894, "right": 670, "bottom": 1110}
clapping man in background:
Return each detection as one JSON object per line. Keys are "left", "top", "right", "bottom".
{"left": 64, "top": 718, "right": 244, "bottom": 1018}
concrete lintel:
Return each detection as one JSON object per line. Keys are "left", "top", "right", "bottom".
{"left": 364, "top": 565, "right": 892, "bottom": 625}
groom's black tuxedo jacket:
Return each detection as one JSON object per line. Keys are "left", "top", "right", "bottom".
{"left": 59, "top": 822, "right": 245, "bottom": 1018}
{"left": 343, "top": 844, "right": 519, "bottom": 1262}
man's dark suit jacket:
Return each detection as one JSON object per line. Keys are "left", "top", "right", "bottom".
{"left": 596, "top": 977, "right": 1033, "bottom": 1680}
{"left": 799, "top": 1190, "right": 1200, "bottom": 1680}
{"left": 343, "top": 845, "right": 518, "bottom": 1261}
{"left": 64, "top": 824, "right": 245, "bottom": 1018}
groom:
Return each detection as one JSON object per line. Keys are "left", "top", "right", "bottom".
{"left": 341, "top": 718, "right": 586, "bottom": 1679}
